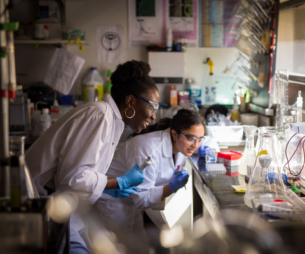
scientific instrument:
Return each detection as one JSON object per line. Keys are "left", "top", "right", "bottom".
{"left": 297, "top": 90, "right": 303, "bottom": 123}
{"left": 275, "top": 70, "right": 289, "bottom": 128}
{"left": 244, "top": 132, "right": 286, "bottom": 208}
{"left": 139, "top": 157, "right": 152, "bottom": 172}
{"left": 238, "top": 125, "right": 257, "bottom": 176}
{"left": 255, "top": 126, "right": 277, "bottom": 155}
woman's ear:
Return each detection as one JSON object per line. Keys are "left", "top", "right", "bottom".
{"left": 125, "top": 95, "right": 136, "bottom": 108}
{"left": 171, "top": 129, "right": 178, "bottom": 142}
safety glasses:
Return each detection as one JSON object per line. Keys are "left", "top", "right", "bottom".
{"left": 138, "top": 96, "right": 159, "bottom": 114}
{"left": 179, "top": 133, "right": 204, "bottom": 146}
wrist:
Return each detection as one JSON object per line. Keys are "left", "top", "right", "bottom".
{"left": 105, "top": 177, "right": 119, "bottom": 189}
{"left": 168, "top": 181, "right": 177, "bottom": 193}
{"left": 163, "top": 184, "right": 173, "bottom": 198}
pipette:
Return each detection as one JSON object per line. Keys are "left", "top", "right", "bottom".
{"left": 139, "top": 157, "right": 152, "bottom": 172}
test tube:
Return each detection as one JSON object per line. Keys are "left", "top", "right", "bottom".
{"left": 175, "top": 165, "right": 182, "bottom": 173}
{"left": 139, "top": 157, "right": 152, "bottom": 172}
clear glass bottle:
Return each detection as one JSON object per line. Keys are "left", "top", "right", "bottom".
{"left": 244, "top": 132, "right": 286, "bottom": 208}
{"left": 255, "top": 126, "right": 277, "bottom": 155}
{"left": 238, "top": 125, "right": 257, "bottom": 176}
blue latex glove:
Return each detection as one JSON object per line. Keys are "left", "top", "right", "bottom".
{"left": 116, "top": 163, "right": 145, "bottom": 190}
{"left": 103, "top": 187, "right": 140, "bottom": 199}
{"left": 197, "top": 145, "right": 216, "bottom": 163}
{"left": 168, "top": 170, "right": 189, "bottom": 193}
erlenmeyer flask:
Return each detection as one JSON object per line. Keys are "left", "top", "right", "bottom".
{"left": 255, "top": 126, "right": 277, "bottom": 154}
{"left": 238, "top": 125, "right": 257, "bottom": 176}
{"left": 244, "top": 132, "right": 286, "bottom": 208}
{"left": 10, "top": 136, "right": 40, "bottom": 201}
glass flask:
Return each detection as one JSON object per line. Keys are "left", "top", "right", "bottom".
{"left": 255, "top": 126, "right": 277, "bottom": 154}
{"left": 277, "top": 116, "right": 295, "bottom": 174}
{"left": 9, "top": 136, "right": 40, "bottom": 201}
{"left": 238, "top": 125, "right": 257, "bottom": 176}
{"left": 244, "top": 132, "right": 286, "bottom": 208}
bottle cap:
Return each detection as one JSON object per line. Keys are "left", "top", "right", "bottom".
{"left": 42, "top": 108, "right": 49, "bottom": 114}
{"left": 91, "top": 67, "right": 97, "bottom": 70}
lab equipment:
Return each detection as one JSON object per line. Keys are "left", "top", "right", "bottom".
{"left": 34, "top": 20, "right": 44, "bottom": 40}
{"left": 291, "top": 183, "right": 302, "bottom": 196}
{"left": 244, "top": 132, "right": 286, "bottom": 208}
{"left": 238, "top": 125, "right": 257, "bottom": 176}
{"left": 82, "top": 67, "right": 104, "bottom": 102}
{"left": 206, "top": 163, "right": 226, "bottom": 175}
{"left": 285, "top": 189, "right": 305, "bottom": 211}
{"left": 197, "top": 145, "right": 215, "bottom": 162}
{"left": 169, "top": 85, "right": 178, "bottom": 106}
{"left": 103, "top": 187, "right": 138, "bottom": 199}
{"left": 217, "top": 151, "right": 242, "bottom": 166}
{"left": 297, "top": 90, "right": 303, "bottom": 123}
{"left": 275, "top": 70, "right": 289, "bottom": 128}
{"left": 39, "top": 0, "right": 60, "bottom": 23}
{"left": 175, "top": 165, "right": 182, "bottom": 173}
{"left": 204, "top": 58, "right": 217, "bottom": 105}
{"left": 185, "top": 78, "right": 202, "bottom": 106}
{"left": 168, "top": 170, "right": 189, "bottom": 193}
{"left": 240, "top": 113, "right": 259, "bottom": 126}
{"left": 116, "top": 163, "right": 145, "bottom": 190}
{"left": 31, "top": 110, "right": 41, "bottom": 137}
{"left": 255, "top": 126, "right": 277, "bottom": 155}
{"left": 178, "top": 91, "right": 190, "bottom": 105}
{"left": 39, "top": 108, "right": 51, "bottom": 134}
{"left": 106, "top": 69, "right": 112, "bottom": 95}
{"left": 139, "top": 157, "right": 153, "bottom": 172}
{"left": 166, "top": 28, "right": 173, "bottom": 51}
{"left": 9, "top": 91, "right": 30, "bottom": 137}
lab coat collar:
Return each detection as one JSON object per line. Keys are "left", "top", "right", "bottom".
{"left": 162, "top": 128, "right": 173, "bottom": 158}
{"left": 102, "top": 93, "right": 122, "bottom": 120}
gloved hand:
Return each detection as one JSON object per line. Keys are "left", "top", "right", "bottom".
{"left": 116, "top": 163, "right": 145, "bottom": 190}
{"left": 198, "top": 145, "right": 216, "bottom": 163}
{"left": 168, "top": 170, "right": 189, "bottom": 193}
{"left": 103, "top": 187, "right": 141, "bottom": 199}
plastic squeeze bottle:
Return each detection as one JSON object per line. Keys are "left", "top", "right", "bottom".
{"left": 204, "top": 58, "right": 217, "bottom": 105}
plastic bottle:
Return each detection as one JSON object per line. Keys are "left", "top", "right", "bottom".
{"left": 27, "top": 99, "right": 34, "bottom": 131}
{"left": 169, "top": 85, "right": 178, "bottom": 106}
{"left": 31, "top": 110, "right": 41, "bottom": 137}
{"left": 40, "top": 108, "right": 51, "bottom": 134}
{"left": 231, "top": 96, "right": 240, "bottom": 122}
{"left": 204, "top": 58, "right": 217, "bottom": 105}
{"left": 44, "top": 25, "right": 49, "bottom": 39}
{"left": 83, "top": 68, "right": 104, "bottom": 102}
{"left": 166, "top": 28, "right": 173, "bottom": 52}
{"left": 186, "top": 78, "right": 202, "bottom": 105}
{"left": 106, "top": 70, "right": 112, "bottom": 95}
{"left": 297, "top": 90, "right": 303, "bottom": 123}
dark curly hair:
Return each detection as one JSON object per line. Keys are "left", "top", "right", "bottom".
{"left": 111, "top": 60, "right": 158, "bottom": 106}
{"left": 132, "top": 109, "right": 204, "bottom": 137}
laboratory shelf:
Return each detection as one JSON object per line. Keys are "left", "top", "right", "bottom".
{"left": 14, "top": 40, "right": 89, "bottom": 45}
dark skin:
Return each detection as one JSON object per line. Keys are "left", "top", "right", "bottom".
{"left": 105, "top": 89, "right": 160, "bottom": 189}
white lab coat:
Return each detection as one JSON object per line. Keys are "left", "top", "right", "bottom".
{"left": 25, "top": 93, "right": 124, "bottom": 249}
{"left": 95, "top": 128, "right": 187, "bottom": 237}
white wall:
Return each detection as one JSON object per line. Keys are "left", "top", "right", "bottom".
{"left": 13, "top": 0, "right": 239, "bottom": 103}
{"left": 277, "top": 5, "right": 305, "bottom": 74}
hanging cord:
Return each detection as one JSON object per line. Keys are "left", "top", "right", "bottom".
{"left": 283, "top": 133, "right": 305, "bottom": 177}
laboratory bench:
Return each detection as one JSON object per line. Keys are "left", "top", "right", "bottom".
{"left": 188, "top": 154, "right": 252, "bottom": 221}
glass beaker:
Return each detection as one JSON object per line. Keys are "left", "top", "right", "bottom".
{"left": 238, "top": 125, "right": 257, "bottom": 176}
{"left": 244, "top": 133, "right": 286, "bottom": 208}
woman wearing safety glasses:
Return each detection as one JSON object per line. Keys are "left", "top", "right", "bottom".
{"left": 25, "top": 60, "right": 160, "bottom": 254}
{"left": 94, "top": 109, "right": 205, "bottom": 246}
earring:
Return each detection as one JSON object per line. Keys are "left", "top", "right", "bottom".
{"left": 125, "top": 107, "right": 136, "bottom": 119}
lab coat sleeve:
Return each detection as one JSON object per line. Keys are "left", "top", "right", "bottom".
{"left": 57, "top": 113, "right": 111, "bottom": 204}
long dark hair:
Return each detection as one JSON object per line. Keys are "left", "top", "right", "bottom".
{"left": 111, "top": 60, "right": 158, "bottom": 106}
{"left": 132, "top": 109, "right": 204, "bottom": 137}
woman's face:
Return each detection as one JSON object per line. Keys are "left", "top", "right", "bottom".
{"left": 171, "top": 124, "right": 205, "bottom": 157}
{"left": 127, "top": 89, "right": 160, "bottom": 133}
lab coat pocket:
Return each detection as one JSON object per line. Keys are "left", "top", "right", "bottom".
{"left": 97, "top": 199, "right": 135, "bottom": 235}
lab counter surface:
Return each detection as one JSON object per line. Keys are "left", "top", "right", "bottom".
{"left": 188, "top": 154, "right": 252, "bottom": 220}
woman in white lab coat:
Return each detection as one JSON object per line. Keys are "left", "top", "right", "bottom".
{"left": 25, "top": 60, "right": 160, "bottom": 254}
{"left": 95, "top": 109, "right": 205, "bottom": 243}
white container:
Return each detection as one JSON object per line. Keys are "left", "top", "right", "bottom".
{"left": 83, "top": 68, "right": 104, "bottom": 102}
{"left": 240, "top": 113, "right": 259, "bottom": 126}
{"left": 31, "top": 110, "right": 41, "bottom": 137}
{"left": 205, "top": 125, "right": 244, "bottom": 142}
{"left": 166, "top": 28, "right": 173, "bottom": 52}
{"left": 35, "top": 21, "right": 44, "bottom": 40}
{"left": 40, "top": 108, "right": 51, "bottom": 134}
